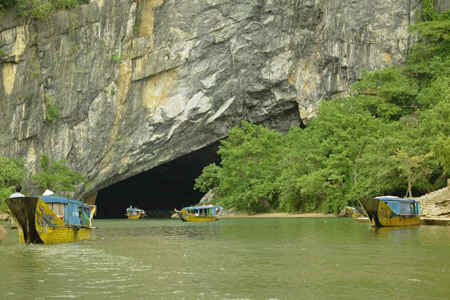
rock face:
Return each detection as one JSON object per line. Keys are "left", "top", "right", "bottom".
{"left": 0, "top": 0, "right": 419, "bottom": 200}
{"left": 417, "top": 180, "right": 450, "bottom": 218}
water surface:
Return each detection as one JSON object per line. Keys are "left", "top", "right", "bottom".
{"left": 1, "top": 218, "right": 449, "bottom": 299}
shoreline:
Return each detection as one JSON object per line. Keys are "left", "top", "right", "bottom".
{"left": 221, "top": 212, "right": 336, "bottom": 218}
{"left": 0, "top": 224, "right": 7, "bottom": 241}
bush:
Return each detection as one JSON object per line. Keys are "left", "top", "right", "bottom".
{"left": 0, "top": 156, "right": 25, "bottom": 212}
{"left": 195, "top": 9, "right": 450, "bottom": 214}
{"left": 31, "top": 155, "right": 86, "bottom": 193}
{"left": 4, "top": 0, "right": 87, "bottom": 19}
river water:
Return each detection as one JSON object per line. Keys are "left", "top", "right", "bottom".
{"left": 0, "top": 218, "right": 449, "bottom": 300}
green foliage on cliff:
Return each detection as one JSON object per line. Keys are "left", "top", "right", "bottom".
{"left": 0, "top": 0, "right": 17, "bottom": 13}
{"left": 1, "top": 0, "right": 88, "bottom": 19}
{"left": 0, "top": 156, "right": 25, "bottom": 212}
{"left": 44, "top": 93, "right": 59, "bottom": 122}
{"left": 31, "top": 155, "right": 86, "bottom": 192}
{"left": 195, "top": 10, "right": 450, "bottom": 214}
{"left": 0, "top": 154, "right": 86, "bottom": 212}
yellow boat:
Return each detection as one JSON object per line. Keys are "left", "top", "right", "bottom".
{"left": 126, "top": 206, "right": 146, "bottom": 219}
{"left": 175, "top": 205, "right": 223, "bottom": 222}
{"left": 6, "top": 195, "right": 95, "bottom": 244}
{"left": 360, "top": 196, "right": 421, "bottom": 227}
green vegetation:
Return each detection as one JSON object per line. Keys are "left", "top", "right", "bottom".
{"left": 111, "top": 54, "right": 121, "bottom": 64}
{"left": 0, "top": 157, "right": 25, "bottom": 212}
{"left": 0, "top": 0, "right": 17, "bottom": 13}
{"left": 1, "top": 0, "right": 88, "bottom": 20}
{"left": 31, "top": 155, "right": 86, "bottom": 192}
{"left": 195, "top": 10, "right": 450, "bottom": 214}
{"left": 420, "top": 0, "right": 437, "bottom": 21}
{"left": 0, "top": 155, "right": 86, "bottom": 212}
{"left": 44, "top": 93, "right": 59, "bottom": 122}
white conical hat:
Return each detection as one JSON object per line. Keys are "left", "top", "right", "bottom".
{"left": 43, "top": 189, "right": 55, "bottom": 196}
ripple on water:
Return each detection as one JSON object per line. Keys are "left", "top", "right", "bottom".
{"left": 0, "top": 240, "right": 152, "bottom": 299}
{"left": 1, "top": 218, "right": 450, "bottom": 300}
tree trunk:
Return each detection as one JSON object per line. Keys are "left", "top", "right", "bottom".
{"left": 407, "top": 179, "right": 413, "bottom": 198}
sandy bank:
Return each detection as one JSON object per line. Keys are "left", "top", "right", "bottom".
{"left": 0, "top": 213, "right": 9, "bottom": 221}
{"left": 0, "top": 224, "right": 7, "bottom": 241}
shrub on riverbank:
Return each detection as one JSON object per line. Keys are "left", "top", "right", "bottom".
{"left": 195, "top": 9, "right": 450, "bottom": 214}
{"left": 0, "top": 0, "right": 88, "bottom": 19}
{"left": 0, "top": 154, "right": 86, "bottom": 212}
{"left": 0, "top": 157, "right": 25, "bottom": 212}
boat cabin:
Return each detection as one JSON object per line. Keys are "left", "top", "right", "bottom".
{"left": 183, "top": 205, "right": 222, "bottom": 217}
{"left": 375, "top": 196, "right": 420, "bottom": 216}
{"left": 40, "top": 195, "right": 93, "bottom": 227}
{"left": 126, "top": 206, "right": 145, "bottom": 218}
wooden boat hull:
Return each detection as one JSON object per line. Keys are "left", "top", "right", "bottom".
{"left": 360, "top": 198, "right": 421, "bottom": 227}
{"left": 127, "top": 215, "right": 143, "bottom": 220}
{"left": 179, "top": 215, "right": 218, "bottom": 222}
{"left": 6, "top": 197, "right": 92, "bottom": 244}
{"left": 175, "top": 210, "right": 217, "bottom": 222}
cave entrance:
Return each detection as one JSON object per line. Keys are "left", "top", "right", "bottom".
{"left": 95, "top": 142, "right": 220, "bottom": 218}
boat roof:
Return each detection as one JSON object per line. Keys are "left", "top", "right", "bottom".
{"left": 37, "top": 195, "right": 90, "bottom": 208}
{"left": 375, "top": 196, "right": 416, "bottom": 203}
{"left": 183, "top": 205, "right": 224, "bottom": 210}
{"left": 127, "top": 207, "right": 145, "bottom": 212}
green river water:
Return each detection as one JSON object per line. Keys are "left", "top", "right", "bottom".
{"left": 0, "top": 218, "right": 449, "bottom": 300}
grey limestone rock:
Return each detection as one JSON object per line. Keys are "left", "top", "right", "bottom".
{"left": 0, "top": 0, "right": 420, "bottom": 200}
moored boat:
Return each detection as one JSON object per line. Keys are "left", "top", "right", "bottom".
{"left": 174, "top": 205, "right": 223, "bottom": 222}
{"left": 126, "top": 206, "right": 146, "bottom": 219}
{"left": 6, "top": 195, "right": 95, "bottom": 244}
{"left": 360, "top": 196, "right": 421, "bottom": 227}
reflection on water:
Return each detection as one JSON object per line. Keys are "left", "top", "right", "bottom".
{"left": 1, "top": 218, "right": 449, "bottom": 300}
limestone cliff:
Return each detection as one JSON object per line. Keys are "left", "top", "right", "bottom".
{"left": 417, "top": 180, "right": 450, "bottom": 218}
{"left": 0, "top": 0, "right": 420, "bottom": 200}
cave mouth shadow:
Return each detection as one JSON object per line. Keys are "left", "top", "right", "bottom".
{"left": 95, "top": 142, "right": 220, "bottom": 218}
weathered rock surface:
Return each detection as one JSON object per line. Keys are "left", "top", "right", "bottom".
{"left": 417, "top": 181, "right": 450, "bottom": 218}
{"left": 0, "top": 213, "right": 9, "bottom": 221}
{"left": 0, "top": 0, "right": 420, "bottom": 200}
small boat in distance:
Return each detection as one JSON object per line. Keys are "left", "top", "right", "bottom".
{"left": 126, "top": 206, "right": 146, "bottom": 219}
{"left": 6, "top": 195, "right": 95, "bottom": 244}
{"left": 174, "top": 205, "right": 223, "bottom": 222}
{"left": 359, "top": 196, "right": 421, "bottom": 227}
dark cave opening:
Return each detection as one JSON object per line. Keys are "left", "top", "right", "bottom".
{"left": 95, "top": 142, "right": 220, "bottom": 218}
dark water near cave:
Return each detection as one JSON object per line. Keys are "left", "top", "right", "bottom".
{"left": 1, "top": 218, "right": 449, "bottom": 300}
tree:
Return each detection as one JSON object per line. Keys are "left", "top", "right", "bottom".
{"left": 194, "top": 121, "right": 284, "bottom": 213}
{"left": 193, "top": 8, "right": 449, "bottom": 214}
{"left": 0, "top": 156, "right": 25, "bottom": 212}
{"left": 432, "top": 137, "right": 450, "bottom": 180}
{"left": 31, "top": 155, "right": 86, "bottom": 193}
{"left": 194, "top": 163, "right": 221, "bottom": 193}
{"left": 393, "top": 150, "right": 432, "bottom": 197}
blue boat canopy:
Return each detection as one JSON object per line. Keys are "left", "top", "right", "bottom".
{"left": 126, "top": 206, "right": 145, "bottom": 213}
{"left": 375, "top": 196, "right": 417, "bottom": 203}
{"left": 182, "top": 205, "right": 224, "bottom": 217}
{"left": 38, "top": 195, "right": 91, "bottom": 226}
{"left": 375, "top": 196, "right": 420, "bottom": 216}
{"left": 38, "top": 195, "right": 90, "bottom": 207}
{"left": 183, "top": 205, "right": 224, "bottom": 210}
